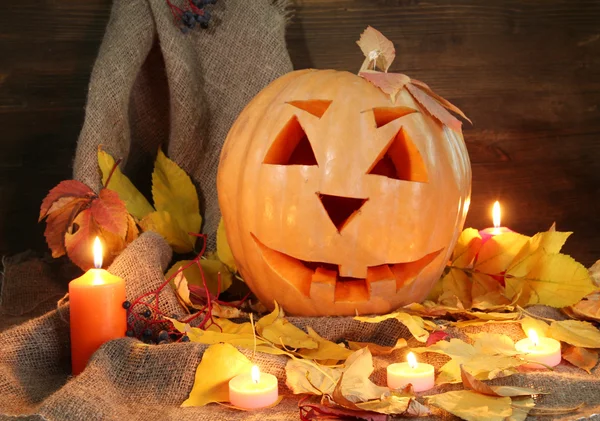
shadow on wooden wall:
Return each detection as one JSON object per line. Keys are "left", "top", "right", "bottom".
{"left": 1, "top": 0, "right": 599, "bottom": 265}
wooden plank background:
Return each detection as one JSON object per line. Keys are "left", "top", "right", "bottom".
{"left": 1, "top": 0, "right": 599, "bottom": 265}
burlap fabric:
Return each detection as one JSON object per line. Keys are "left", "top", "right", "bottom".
{"left": 72, "top": 0, "right": 293, "bottom": 250}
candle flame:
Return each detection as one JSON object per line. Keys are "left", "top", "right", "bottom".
{"left": 492, "top": 201, "right": 501, "bottom": 229}
{"left": 528, "top": 329, "right": 539, "bottom": 347}
{"left": 93, "top": 237, "right": 103, "bottom": 269}
{"left": 251, "top": 365, "right": 260, "bottom": 384}
{"left": 407, "top": 352, "right": 418, "bottom": 369}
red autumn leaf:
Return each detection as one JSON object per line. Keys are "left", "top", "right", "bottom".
{"left": 43, "top": 197, "right": 90, "bottom": 258}
{"left": 39, "top": 180, "right": 94, "bottom": 221}
{"left": 426, "top": 330, "right": 450, "bottom": 347}
{"left": 90, "top": 189, "right": 128, "bottom": 238}
{"left": 359, "top": 71, "right": 411, "bottom": 102}
{"left": 406, "top": 83, "right": 463, "bottom": 133}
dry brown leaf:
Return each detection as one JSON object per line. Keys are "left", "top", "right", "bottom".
{"left": 406, "top": 83, "right": 463, "bottom": 133}
{"left": 359, "top": 71, "right": 411, "bottom": 102}
{"left": 332, "top": 348, "right": 389, "bottom": 409}
{"left": 356, "top": 26, "right": 395, "bottom": 72}
{"left": 562, "top": 346, "right": 598, "bottom": 373}
{"left": 347, "top": 339, "right": 407, "bottom": 355}
{"left": 410, "top": 78, "right": 472, "bottom": 124}
{"left": 460, "top": 366, "right": 541, "bottom": 397}
{"left": 569, "top": 292, "right": 600, "bottom": 322}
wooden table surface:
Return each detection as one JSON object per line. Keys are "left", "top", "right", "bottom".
{"left": 1, "top": 0, "right": 599, "bottom": 265}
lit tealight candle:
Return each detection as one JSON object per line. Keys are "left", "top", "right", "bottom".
{"left": 515, "top": 329, "right": 561, "bottom": 369}
{"left": 229, "top": 365, "right": 279, "bottom": 409}
{"left": 479, "top": 201, "right": 514, "bottom": 245}
{"left": 387, "top": 352, "right": 435, "bottom": 392}
{"left": 69, "top": 237, "right": 127, "bottom": 375}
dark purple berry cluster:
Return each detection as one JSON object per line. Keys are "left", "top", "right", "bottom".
{"left": 167, "top": 0, "right": 217, "bottom": 33}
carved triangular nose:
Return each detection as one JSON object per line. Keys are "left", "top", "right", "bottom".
{"left": 317, "top": 193, "right": 368, "bottom": 232}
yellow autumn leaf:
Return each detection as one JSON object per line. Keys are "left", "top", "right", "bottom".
{"left": 261, "top": 318, "right": 319, "bottom": 350}
{"left": 355, "top": 311, "right": 430, "bottom": 342}
{"left": 347, "top": 338, "right": 408, "bottom": 355}
{"left": 475, "top": 232, "right": 530, "bottom": 274}
{"left": 97, "top": 148, "right": 154, "bottom": 220}
{"left": 452, "top": 228, "right": 483, "bottom": 268}
{"left": 256, "top": 301, "right": 284, "bottom": 335}
{"left": 217, "top": 218, "right": 237, "bottom": 272}
{"left": 140, "top": 211, "right": 193, "bottom": 253}
{"left": 414, "top": 337, "right": 522, "bottom": 384}
{"left": 505, "top": 253, "right": 595, "bottom": 308}
{"left": 168, "top": 318, "right": 287, "bottom": 356}
{"left": 285, "top": 359, "right": 342, "bottom": 396}
{"left": 152, "top": 149, "right": 202, "bottom": 251}
{"left": 468, "top": 333, "right": 519, "bottom": 356}
{"left": 548, "top": 320, "right": 600, "bottom": 348}
{"left": 181, "top": 343, "right": 253, "bottom": 407}
{"left": 507, "top": 230, "right": 572, "bottom": 279}
{"left": 426, "top": 390, "right": 512, "bottom": 421}
{"left": 297, "top": 326, "right": 353, "bottom": 363}
{"left": 441, "top": 268, "right": 472, "bottom": 308}
{"left": 520, "top": 317, "right": 549, "bottom": 337}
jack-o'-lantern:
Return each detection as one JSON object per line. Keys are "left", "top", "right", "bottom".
{"left": 218, "top": 62, "right": 471, "bottom": 316}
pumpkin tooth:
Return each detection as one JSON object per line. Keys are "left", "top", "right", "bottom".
{"left": 390, "top": 248, "right": 444, "bottom": 290}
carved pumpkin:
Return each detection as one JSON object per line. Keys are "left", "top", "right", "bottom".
{"left": 217, "top": 69, "right": 471, "bottom": 316}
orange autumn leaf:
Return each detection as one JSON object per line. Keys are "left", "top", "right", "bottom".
{"left": 406, "top": 83, "right": 463, "bottom": 133}
{"left": 359, "top": 71, "right": 411, "bottom": 102}
{"left": 39, "top": 180, "right": 94, "bottom": 221}
{"left": 563, "top": 346, "right": 598, "bottom": 374}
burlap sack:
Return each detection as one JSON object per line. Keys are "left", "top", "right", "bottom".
{"left": 72, "top": 0, "right": 293, "bottom": 250}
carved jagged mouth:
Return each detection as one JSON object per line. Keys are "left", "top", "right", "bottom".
{"left": 251, "top": 234, "right": 443, "bottom": 303}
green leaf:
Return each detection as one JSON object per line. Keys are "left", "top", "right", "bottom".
{"left": 548, "top": 320, "right": 600, "bottom": 348}
{"left": 285, "top": 359, "right": 342, "bottom": 396}
{"left": 97, "top": 148, "right": 154, "bottom": 220}
{"left": 217, "top": 218, "right": 237, "bottom": 272}
{"left": 152, "top": 149, "right": 201, "bottom": 251}
{"left": 355, "top": 311, "right": 431, "bottom": 343}
{"left": 475, "top": 232, "right": 530, "bottom": 274}
{"left": 166, "top": 259, "right": 232, "bottom": 296}
{"left": 181, "top": 343, "right": 253, "bottom": 407}
{"left": 506, "top": 253, "right": 596, "bottom": 308}
{"left": 426, "top": 390, "right": 512, "bottom": 421}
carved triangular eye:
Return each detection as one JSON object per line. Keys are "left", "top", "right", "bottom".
{"left": 367, "top": 128, "right": 428, "bottom": 182}
{"left": 263, "top": 116, "right": 318, "bottom": 166}
{"left": 372, "top": 107, "right": 418, "bottom": 128}
{"left": 317, "top": 193, "right": 368, "bottom": 232}
{"left": 287, "top": 100, "right": 332, "bottom": 118}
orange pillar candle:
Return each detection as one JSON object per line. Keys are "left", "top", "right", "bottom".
{"left": 69, "top": 237, "right": 127, "bottom": 375}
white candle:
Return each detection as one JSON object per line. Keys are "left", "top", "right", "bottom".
{"left": 387, "top": 352, "right": 435, "bottom": 392}
{"left": 515, "top": 329, "right": 561, "bottom": 369}
{"left": 229, "top": 365, "right": 278, "bottom": 409}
